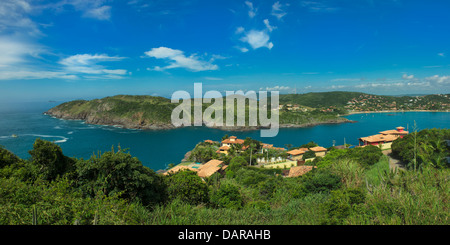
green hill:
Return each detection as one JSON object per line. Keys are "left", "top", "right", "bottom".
{"left": 45, "top": 92, "right": 449, "bottom": 131}
{"left": 280, "top": 91, "right": 365, "bottom": 108}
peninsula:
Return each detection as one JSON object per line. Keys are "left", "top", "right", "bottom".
{"left": 44, "top": 92, "right": 449, "bottom": 131}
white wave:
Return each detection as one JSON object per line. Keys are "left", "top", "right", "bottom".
{"left": 22, "top": 134, "right": 69, "bottom": 144}
{"left": 54, "top": 126, "right": 62, "bottom": 129}
{"left": 67, "top": 131, "right": 73, "bottom": 135}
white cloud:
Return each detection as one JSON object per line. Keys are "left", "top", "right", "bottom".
{"left": 263, "top": 19, "right": 276, "bottom": 32}
{"left": 144, "top": 47, "right": 219, "bottom": 72}
{"left": 271, "top": 1, "right": 288, "bottom": 20}
{"left": 0, "top": 70, "right": 78, "bottom": 80}
{"left": 438, "top": 53, "right": 445, "bottom": 57}
{"left": 57, "top": 54, "right": 127, "bottom": 79}
{"left": 235, "top": 26, "right": 245, "bottom": 34}
{"left": 82, "top": 5, "right": 111, "bottom": 20}
{"left": 330, "top": 78, "right": 361, "bottom": 82}
{"left": 50, "top": 0, "right": 112, "bottom": 21}
{"left": 240, "top": 30, "right": 274, "bottom": 50}
{"left": 204, "top": 77, "right": 223, "bottom": 81}
{"left": 402, "top": 74, "right": 414, "bottom": 79}
{"left": 0, "top": 0, "right": 40, "bottom": 35}
{"left": 236, "top": 46, "right": 249, "bottom": 53}
{"left": 425, "top": 75, "right": 450, "bottom": 85}
{"left": 355, "top": 82, "right": 404, "bottom": 88}
{"left": 261, "top": 85, "right": 291, "bottom": 91}
{"left": 300, "top": 1, "right": 338, "bottom": 12}
{"left": 245, "top": 1, "right": 257, "bottom": 18}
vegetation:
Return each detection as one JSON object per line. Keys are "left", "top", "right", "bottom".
{"left": 391, "top": 128, "right": 450, "bottom": 170}
{"left": 0, "top": 128, "right": 449, "bottom": 225}
{"left": 279, "top": 92, "right": 450, "bottom": 112}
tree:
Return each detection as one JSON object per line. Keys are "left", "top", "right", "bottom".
{"left": 228, "top": 156, "right": 247, "bottom": 172}
{"left": 76, "top": 146, "right": 166, "bottom": 207}
{"left": 302, "top": 150, "right": 316, "bottom": 160}
{"left": 28, "top": 139, "right": 75, "bottom": 181}
{"left": 300, "top": 141, "right": 318, "bottom": 148}
{"left": 0, "top": 146, "right": 20, "bottom": 168}
{"left": 210, "top": 184, "right": 243, "bottom": 210}
{"left": 165, "top": 170, "right": 209, "bottom": 205}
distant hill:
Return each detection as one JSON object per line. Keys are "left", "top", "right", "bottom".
{"left": 279, "top": 91, "right": 365, "bottom": 108}
{"left": 45, "top": 92, "right": 449, "bottom": 131}
{"left": 45, "top": 95, "right": 177, "bottom": 129}
{"left": 279, "top": 92, "right": 450, "bottom": 111}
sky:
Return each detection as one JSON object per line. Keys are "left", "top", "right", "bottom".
{"left": 0, "top": 0, "right": 449, "bottom": 102}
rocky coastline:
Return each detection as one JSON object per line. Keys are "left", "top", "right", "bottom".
{"left": 44, "top": 108, "right": 354, "bottom": 132}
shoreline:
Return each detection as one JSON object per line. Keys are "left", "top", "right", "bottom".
{"left": 345, "top": 109, "right": 449, "bottom": 116}
{"left": 44, "top": 111, "right": 352, "bottom": 132}
{"left": 44, "top": 109, "right": 448, "bottom": 132}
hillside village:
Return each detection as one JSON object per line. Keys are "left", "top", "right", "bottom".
{"left": 163, "top": 126, "right": 409, "bottom": 179}
{"left": 279, "top": 93, "right": 450, "bottom": 113}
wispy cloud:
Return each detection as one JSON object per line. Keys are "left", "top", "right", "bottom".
{"left": 425, "top": 75, "right": 450, "bottom": 85}
{"left": 144, "top": 47, "right": 219, "bottom": 72}
{"left": 300, "top": 1, "right": 339, "bottom": 12}
{"left": 263, "top": 19, "right": 276, "bottom": 32}
{"left": 260, "top": 85, "right": 291, "bottom": 91}
{"left": 271, "top": 1, "right": 289, "bottom": 20}
{"left": 437, "top": 53, "right": 445, "bottom": 57}
{"left": 204, "top": 77, "right": 223, "bottom": 81}
{"left": 49, "top": 0, "right": 112, "bottom": 21}
{"left": 0, "top": 0, "right": 40, "bottom": 36}
{"left": 402, "top": 73, "right": 414, "bottom": 79}
{"left": 245, "top": 1, "right": 257, "bottom": 18}
{"left": 59, "top": 54, "right": 127, "bottom": 78}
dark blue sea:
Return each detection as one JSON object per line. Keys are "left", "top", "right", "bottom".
{"left": 0, "top": 101, "right": 448, "bottom": 171}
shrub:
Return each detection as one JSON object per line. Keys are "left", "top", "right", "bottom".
{"left": 210, "top": 184, "right": 243, "bottom": 210}
{"left": 302, "top": 169, "right": 342, "bottom": 194}
{"left": 321, "top": 188, "right": 366, "bottom": 224}
{"left": 166, "top": 170, "right": 208, "bottom": 205}
{"left": 76, "top": 147, "right": 167, "bottom": 207}
{"left": 28, "top": 139, "right": 75, "bottom": 181}
{"left": 302, "top": 150, "right": 316, "bottom": 160}
{"left": 227, "top": 156, "right": 247, "bottom": 172}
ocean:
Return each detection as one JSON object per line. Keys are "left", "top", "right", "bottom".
{"left": 0, "top": 101, "right": 448, "bottom": 171}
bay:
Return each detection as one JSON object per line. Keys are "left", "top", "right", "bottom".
{"left": 0, "top": 101, "right": 448, "bottom": 171}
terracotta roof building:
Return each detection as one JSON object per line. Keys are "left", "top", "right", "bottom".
{"left": 163, "top": 165, "right": 198, "bottom": 175}
{"left": 286, "top": 166, "right": 316, "bottom": 178}
{"left": 197, "top": 159, "right": 225, "bottom": 178}
{"left": 221, "top": 136, "right": 245, "bottom": 145}
{"left": 359, "top": 126, "right": 408, "bottom": 147}
{"left": 308, "top": 146, "right": 328, "bottom": 157}
{"left": 287, "top": 148, "right": 308, "bottom": 160}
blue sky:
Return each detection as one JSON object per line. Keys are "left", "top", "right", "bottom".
{"left": 0, "top": 0, "right": 449, "bottom": 102}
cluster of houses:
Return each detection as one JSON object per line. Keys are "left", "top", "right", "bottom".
{"left": 358, "top": 126, "right": 409, "bottom": 150}
{"left": 164, "top": 126, "right": 409, "bottom": 179}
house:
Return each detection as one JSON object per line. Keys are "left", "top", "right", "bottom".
{"left": 287, "top": 148, "right": 308, "bottom": 160}
{"left": 217, "top": 145, "right": 230, "bottom": 155}
{"left": 379, "top": 126, "right": 409, "bottom": 138}
{"left": 197, "top": 159, "right": 226, "bottom": 178}
{"left": 163, "top": 165, "right": 198, "bottom": 175}
{"left": 286, "top": 165, "right": 316, "bottom": 178}
{"left": 359, "top": 134, "right": 398, "bottom": 146}
{"left": 309, "top": 146, "right": 328, "bottom": 157}
{"left": 221, "top": 136, "right": 245, "bottom": 147}
{"left": 164, "top": 159, "right": 226, "bottom": 178}
{"left": 359, "top": 126, "right": 408, "bottom": 150}
{"left": 218, "top": 136, "right": 247, "bottom": 155}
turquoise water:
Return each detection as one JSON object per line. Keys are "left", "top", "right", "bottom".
{"left": 0, "top": 101, "right": 448, "bottom": 171}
